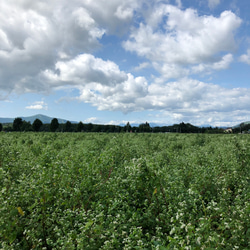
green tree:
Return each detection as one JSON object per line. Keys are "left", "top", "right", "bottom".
{"left": 64, "top": 121, "right": 72, "bottom": 132}
{"left": 77, "top": 121, "right": 84, "bottom": 132}
{"left": 139, "top": 122, "right": 151, "bottom": 133}
{"left": 0, "top": 123, "right": 2, "bottom": 132}
{"left": 13, "top": 118, "right": 23, "bottom": 131}
{"left": 50, "top": 118, "right": 59, "bottom": 132}
{"left": 125, "top": 122, "right": 132, "bottom": 132}
{"left": 33, "top": 119, "right": 43, "bottom": 132}
{"left": 21, "top": 121, "right": 33, "bottom": 131}
{"left": 86, "top": 123, "right": 93, "bottom": 132}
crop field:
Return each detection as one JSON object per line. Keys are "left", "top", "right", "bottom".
{"left": 0, "top": 132, "right": 249, "bottom": 249}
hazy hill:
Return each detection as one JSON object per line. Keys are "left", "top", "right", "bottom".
{"left": 232, "top": 121, "right": 250, "bottom": 129}
{"left": 0, "top": 114, "right": 77, "bottom": 124}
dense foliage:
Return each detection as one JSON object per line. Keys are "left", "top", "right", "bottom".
{"left": 0, "top": 133, "right": 249, "bottom": 249}
{"left": 4, "top": 117, "right": 228, "bottom": 133}
{"left": 33, "top": 119, "right": 43, "bottom": 132}
{"left": 233, "top": 122, "right": 250, "bottom": 134}
{"left": 50, "top": 118, "right": 59, "bottom": 132}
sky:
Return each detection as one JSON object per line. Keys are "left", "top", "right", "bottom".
{"left": 0, "top": 0, "right": 250, "bottom": 127}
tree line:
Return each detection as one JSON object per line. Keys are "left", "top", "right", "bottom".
{"left": 0, "top": 117, "right": 237, "bottom": 133}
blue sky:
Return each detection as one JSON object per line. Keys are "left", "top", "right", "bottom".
{"left": 1, "top": 0, "right": 250, "bottom": 126}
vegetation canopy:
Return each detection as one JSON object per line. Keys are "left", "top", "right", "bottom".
{"left": 0, "top": 133, "right": 249, "bottom": 249}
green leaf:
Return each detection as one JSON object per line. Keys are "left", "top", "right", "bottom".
{"left": 85, "top": 220, "right": 94, "bottom": 229}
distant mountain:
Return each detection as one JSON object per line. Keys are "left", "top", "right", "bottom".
{"left": 232, "top": 121, "right": 250, "bottom": 129}
{"left": 0, "top": 114, "right": 77, "bottom": 124}
{"left": 0, "top": 117, "right": 14, "bottom": 123}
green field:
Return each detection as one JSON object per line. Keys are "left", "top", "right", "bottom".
{"left": 0, "top": 132, "right": 249, "bottom": 249}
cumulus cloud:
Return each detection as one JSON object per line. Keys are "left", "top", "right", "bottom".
{"left": 192, "top": 54, "right": 234, "bottom": 74}
{"left": 0, "top": 1, "right": 248, "bottom": 126}
{"left": 0, "top": 0, "right": 141, "bottom": 96}
{"left": 25, "top": 101, "right": 48, "bottom": 110}
{"left": 84, "top": 117, "right": 102, "bottom": 124}
{"left": 80, "top": 75, "right": 250, "bottom": 122}
{"left": 134, "top": 62, "right": 151, "bottom": 71}
{"left": 0, "top": 1, "right": 242, "bottom": 94}
{"left": 77, "top": 73, "right": 149, "bottom": 113}
{"left": 43, "top": 54, "right": 128, "bottom": 87}
{"left": 43, "top": 54, "right": 148, "bottom": 113}
{"left": 125, "top": 7, "right": 241, "bottom": 64}
{"left": 148, "top": 78, "right": 250, "bottom": 113}
{"left": 239, "top": 49, "right": 250, "bottom": 65}
{"left": 158, "top": 109, "right": 250, "bottom": 127}
{"left": 123, "top": 5, "right": 241, "bottom": 79}
{"left": 43, "top": 52, "right": 250, "bottom": 119}
{"left": 0, "top": 1, "right": 102, "bottom": 95}
{"left": 81, "top": 0, "right": 142, "bottom": 34}
{"left": 146, "top": 78, "right": 250, "bottom": 126}
{"left": 77, "top": 76, "right": 250, "bottom": 127}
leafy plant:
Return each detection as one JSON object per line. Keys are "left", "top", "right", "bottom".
{"left": 0, "top": 133, "right": 249, "bottom": 249}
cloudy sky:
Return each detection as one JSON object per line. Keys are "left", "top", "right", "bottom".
{"left": 0, "top": 0, "right": 250, "bottom": 126}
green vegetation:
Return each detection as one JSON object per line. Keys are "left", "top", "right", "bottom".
{"left": 0, "top": 133, "right": 249, "bottom": 249}
{"left": 50, "top": 118, "right": 59, "bottom": 132}
{"left": 3, "top": 116, "right": 250, "bottom": 133}
{"left": 33, "top": 119, "right": 43, "bottom": 132}
{"left": 1, "top": 117, "right": 227, "bottom": 133}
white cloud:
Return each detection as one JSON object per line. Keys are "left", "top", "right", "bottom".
{"left": 156, "top": 109, "right": 250, "bottom": 127}
{"left": 86, "top": 76, "right": 250, "bottom": 122}
{"left": 153, "top": 63, "right": 190, "bottom": 80}
{"left": 25, "top": 101, "right": 48, "bottom": 110}
{"left": 239, "top": 49, "right": 250, "bottom": 65}
{"left": 0, "top": 0, "right": 142, "bottom": 96}
{"left": 0, "top": 1, "right": 248, "bottom": 126}
{"left": 0, "top": 1, "right": 242, "bottom": 97}
{"left": 123, "top": 5, "right": 241, "bottom": 79}
{"left": 125, "top": 7, "right": 241, "bottom": 64}
{"left": 147, "top": 78, "right": 250, "bottom": 113}
{"left": 81, "top": 0, "right": 141, "bottom": 34}
{"left": 84, "top": 117, "right": 102, "bottom": 124}
{"left": 192, "top": 54, "right": 234, "bottom": 74}
{"left": 146, "top": 78, "right": 250, "bottom": 126}
{"left": 212, "top": 54, "right": 234, "bottom": 70}
{"left": 42, "top": 51, "right": 250, "bottom": 123}
{"left": 208, "top": 0, "right": 220, "bottom": 9}
{"left": 107, "top": 119, "right": 137, "bottom": 125}
{"left": 43, "top": 54, "right": 128, "bottom": 87}
{"left": 134, "top": 62, "right": 150, "bottom": 71}
{"left": 43, "top": 54, "right": 148, "bottom": 113}
{"left": 77, "top": 73, "right": 149, "bottom": 113}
